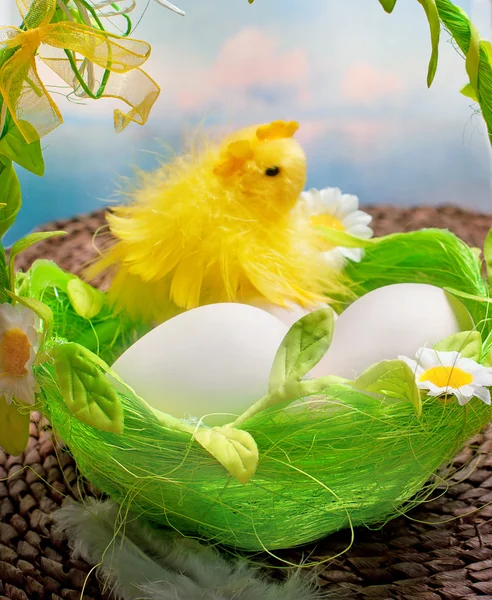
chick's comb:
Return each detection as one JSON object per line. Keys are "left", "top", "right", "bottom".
{"left": 213, "top": 139, "right": 254, "bottom": 178}
{"left": 256, "top": 120, "right": 299, "bottom": 141}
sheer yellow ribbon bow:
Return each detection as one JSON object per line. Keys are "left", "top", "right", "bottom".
{"left": 0, "top": 0, "right": 160, "bottom": 143}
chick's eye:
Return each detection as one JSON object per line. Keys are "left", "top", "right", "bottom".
{"left": 265, "top": 166, "right": 280, "bottom": 177}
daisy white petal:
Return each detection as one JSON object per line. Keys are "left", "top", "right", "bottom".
{"left": 337, "top": 194, "right": 359, "bottom": 218}
{"left": 472, "top": 385, "right": 491, "bottom": 405}
{"left": 346, "top": 224, "right": 374, "bottom": 239}
{"left": 343, "top": 210, "right": 373, "bottom": 228}
{"left": 413, "top": 348, "right": 443, "bottom": 370}
{"left": 338, "top": 247, "right": 364, "bottom": 263}
{"left": 321, "top": 249, "right": 346, "bottom": 270}
{"left": 471, "top": 370, "right": 492, "bottom": 386}
{"left": 398, "top": 355, "right": 421, "bottom": 374}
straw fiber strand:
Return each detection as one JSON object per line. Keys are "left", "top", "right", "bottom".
{"left": 2, "top": 204, "right": 492, "bottom": 600}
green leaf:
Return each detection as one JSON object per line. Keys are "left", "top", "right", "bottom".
{"left": 0, "top": 245, "right": 10, "bottom": 303}
{"left": 379, "top": 0, "right": 398, "bottom": 12}
{"left": 353, "top": 359, "right": 422, "bottom": 418}
{"left": 483, "top": 348, "right": 492, "bottom": 368}
{"left": 8, "top": 292, "right": 53, "bottom": 348}
{"left": 0, "top": 156, "right": 21, "bottom": 239}
{"left": 461, "top": 82, "right": 478, "bottom": 101}
{"left": 0, "top": 400, "right": 30, "bottom": 456}
{"left": 417, "top": 0, "right": 440, "bottom": 87}
{"left": 194, "top": 426, "right": 258, "bottom": 484}
{"left": 9, "top": 232, "right": 66, "bottom": 290}
{"left": 444, "top": 287, "right": 492, "bottom": 305}
{"left": 465, "top": 16, "right": 482, "bottom": 96}
{"left": 0, "top": 118, "right": 44, "bottom": 176}
{"left": 485, "top": 228, "right": 492, "bottom": 287}
{"left": 67, "top": 278, "right": 105, "bottom": 319}
{"left": 316, "top": 225, "right": 376, "bottom": 249}
{"left": 51, "top": 343, "right": 124, "bottom": 434}
{"left": 269, "top": 307, "right": 335, "bottom": 391}
{"left": 434, "top": 330, "right": 482, "bottom": 361}
{"left": 23, "top": 260, "right": 74, "bottom": 297}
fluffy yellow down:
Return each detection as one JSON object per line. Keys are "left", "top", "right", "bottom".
{"left": 86, "top": 120, "right": 349, "bottom": 323}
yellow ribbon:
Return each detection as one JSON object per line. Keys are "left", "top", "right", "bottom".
{"left": 0, "top": 0, "right": 160, "bottom": 143}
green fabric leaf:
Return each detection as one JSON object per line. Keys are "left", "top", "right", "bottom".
{"left": 483, "top": 348, "right": 492, "bottom": 368}
{"left": 9, "top": 232, "right": 66, "bottom": 289}
{"left": 353, "top": 359, "right": 422, "bottom": 418}
{"left": 24, "top": 260, "right": 74, "bottom": 295}
{"left": 269, "top": 307, "right": 335, "bottom": 391}
{"left": 0, "top": 118, "right": 44, "bottom": 176}
{"left": 379, "top": 0, "right": 398, "bottom": 12}
{"left": 464, "top": 14, "right": 482, "bottom": 95}
{"left": 316, "top": 225, "right": 376, "bottom": 249}
{"left": 0, "top": 156, "right": 21, "bottom": 239}
{"left": 461, "top": 82, "right": 478, "bottom": 101}
{"left": 417, "top": 0, "right": 440, "bottom": 87}
{"left": 0, "top": 245, "right": 10, "bottom": 303}
{"left": 434, "top": 330, "right": 482, "bottom": 361}
{"left": 485, "top": 228, "right": 492, "bottom": 287}
{"left": 52, "top": 343, "right": 124, "bottom": 434}
{"left": 67, "top": 279, "right": 105, "bottom": 319}
{"left": 0, "top": 400, "right": 30, "bottom": 456}
{"left": 194, "top": 426, "right": 258, "bottom": 484}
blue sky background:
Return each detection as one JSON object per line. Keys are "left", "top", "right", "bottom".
{"left": 1, "top": 0, "right": 492, "bottom": 244}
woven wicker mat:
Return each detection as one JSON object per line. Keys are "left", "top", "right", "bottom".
{"left": 3, "top": 205, "right": 492, "bottom": 600}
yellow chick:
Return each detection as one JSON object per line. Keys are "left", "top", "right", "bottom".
{"left": 87, "top": 120, "right": 347, "bottom": 323}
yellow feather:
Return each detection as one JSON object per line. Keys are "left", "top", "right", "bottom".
{"left": 86, "top": 121, "right": 350, "bottom": 323}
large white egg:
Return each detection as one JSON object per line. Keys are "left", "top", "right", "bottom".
{"left": 111, "top": 303, "right": 289, "bottom": 424}
{"left": 311, "top": 283, "right": 473, "bottom": 380}
{"left": 250, "top": 298, "right": 338, "bottom": 329}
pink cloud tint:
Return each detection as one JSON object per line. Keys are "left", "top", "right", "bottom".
{"left": 177, "top": 27, "right": 311, "bottom": 111}
{"left": 341, "top": 63, "right": 403, "bottom": 103}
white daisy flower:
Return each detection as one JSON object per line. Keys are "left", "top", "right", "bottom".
{"left": 299, "top": 187, "right": 373, "bottom": 269}
{"left": 0, "top": 303, "right": 41, "bottom": 407}
{"left": 399, "top": 348, "right": 492, "bottom": 406}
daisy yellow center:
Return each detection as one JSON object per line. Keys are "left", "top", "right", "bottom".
{"left": 310, "top": 214, "right": 345, "bottom": 231}
{"left": 419, "top": 366, "right": 472, "bottom": 389}
{"left": 0, "top": 328, "right": 31, "bottom": 377}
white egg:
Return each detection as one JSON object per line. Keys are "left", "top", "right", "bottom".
{"left": 111, "top": 303, "right": 289, "bottom": 424}
{"left": 311, "top": 283, "right": 473, "bottom": 380}
{"left": 250, "top": 298, "right": 338, "bottom": 329}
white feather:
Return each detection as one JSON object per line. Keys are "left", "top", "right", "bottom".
{"left": 53, "top": 499, "right": 328, "bottom": 600}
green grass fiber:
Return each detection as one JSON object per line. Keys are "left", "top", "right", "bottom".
{"left": 31, "top": 229, "right": 492, "bottom": 552}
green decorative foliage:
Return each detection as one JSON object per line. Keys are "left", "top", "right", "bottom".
{"left": 67, "top": 278, "right": 105, "bottom": 319}
{"left": 0, "top": 117, "right": 44, "bottom": 176}
{"left": 316, "top": 226, "right": 375, "bottom": 249}
{"left": 417, "top": 0, "right": 440, "bottom": 86}
{"left": 340, "top": 229, "right": 487, "bottom": 328}
{"left": 379, "top": 0, "right": 398, "bottom": 11}
{"left": 434, "top": 331, "right": 482, "bottom": 360}
{"left": 0, "top": 400, "right": 30, "bottom": 457}
{"left": 461, "top": 82, "right": 477, "bottom": 100}
{"left": 0, "top": 156, "right": 21, "bottom": 239}
{"left": 9, "top": 232, "right": 66, "bottom": 290}
{"left": 0, "top": 246, "right": 10, "bottom": 303}
{"left": 194, "top": 426, "right": 259, "bottom": 484}
{"left": 51, "top": 343, "right": 124, "bottom": 434}
{"left": 354, "top": 359, "right": 423, "bottom": 418}
{"left": 269, "top": 307, "right": 335, "bottom": 391}
{"left": 484, "top": 228, "right": 492, "bottom": 287}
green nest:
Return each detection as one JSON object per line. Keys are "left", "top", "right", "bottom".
{"left": 23, "top": 228, "right": 492, "bottom": 552}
